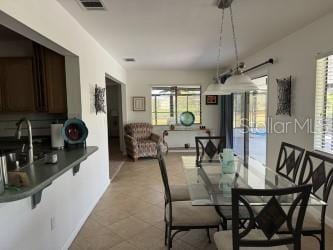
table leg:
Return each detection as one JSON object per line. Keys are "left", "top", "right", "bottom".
{"left": 214, "top": 205, "right": 227, "bottom": 230}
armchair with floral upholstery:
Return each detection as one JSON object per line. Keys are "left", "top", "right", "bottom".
{"left": 124, "top": 123, "right": 162, "bottom": 161}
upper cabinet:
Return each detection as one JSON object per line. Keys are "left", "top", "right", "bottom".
{"left": 0, "top": 58, "right": 35, "bottom": 113}
{"left": 44, "top": 48, "right": 67, "bottom": 113}
{"left": 0, "top": 44, "right": 67, "bottom": 114}
{"left": 34, "top": 45, "right": 67, "bottom": 114}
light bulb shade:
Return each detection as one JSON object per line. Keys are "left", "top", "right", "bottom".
{"left": 224, "top": 73, "right": 259, "bottom": 93}
{"left": 203, "top": 82, "right": 231, "bottom": 96}
{"left": 204, "top": 73, "right": 259, "bottom": 96}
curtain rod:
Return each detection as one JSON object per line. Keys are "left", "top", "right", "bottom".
{"left": 243, "top": 58, "right": 274, "bottom": 73}
{"left": 220, "top": 58, "right": 274, "bottom": 78}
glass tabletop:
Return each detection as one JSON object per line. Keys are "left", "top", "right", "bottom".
{"left": 182, "top": 156, "right": 326, "bottom": 206}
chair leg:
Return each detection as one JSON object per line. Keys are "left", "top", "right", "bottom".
{"left": 206, "top": 228, "right": 211, "bottom": 243}
{"left": 222, "top": 219, "right": 227, "bottom": 230}
{"left": 164, "top": 223, "right": 168, "bottom": 246}
{"left": 167, "top": 225, "right": 172, "bottom": 249}
{"left": 320, "top": 231, "right": 325, "bottom": 250}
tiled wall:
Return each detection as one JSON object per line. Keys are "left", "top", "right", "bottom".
{"left": 0, "top": 113, "right": 67, "bottom": 137}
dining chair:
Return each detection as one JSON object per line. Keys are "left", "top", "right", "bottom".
{"left": 295, "top": 150, "right": 333, "bottom": 250}
{"left": 156, "top": 147, "right": 221, "bottom": 249}
{"left": 276, "top": 142, "right": 305, "bottom": 183}
{"left": 214, "top": 184, "right": 312, "bottom": 250}
{"left": 195, "top": 136, "right": 226, "bottom": 166}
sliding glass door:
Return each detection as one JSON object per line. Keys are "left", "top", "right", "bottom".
{"left": 233, "top": 76, "right": 268, "bottom": 166}
{"left": 233, "top": 94, "right": 245, "bottom": 160}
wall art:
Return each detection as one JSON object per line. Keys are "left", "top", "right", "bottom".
{"left": 276, "top": 76, "right": 291, "bottom": 116}
{"left": 94, "top": 84, "right": 106, "bottom": 115}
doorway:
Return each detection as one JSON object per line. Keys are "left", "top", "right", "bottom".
{"left": 106, "top": 77, "right": 125, "bottom": 180}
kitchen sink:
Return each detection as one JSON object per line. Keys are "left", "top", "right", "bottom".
{"left": 6, "top": 151, "right": 46, "bottom": 170}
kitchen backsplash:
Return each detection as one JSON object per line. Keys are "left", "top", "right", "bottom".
{"left": 0, "top": 113, "right": 67, "bottom": 137}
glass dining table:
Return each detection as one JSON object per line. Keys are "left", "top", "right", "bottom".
{"left": 181, "top": 156, "right": 326, "bottom": 208}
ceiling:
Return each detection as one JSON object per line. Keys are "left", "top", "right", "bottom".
{"left": 58, "top": 0, "right": 333, "bottom": 70}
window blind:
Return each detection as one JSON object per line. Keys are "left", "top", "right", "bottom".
{"left": 314, "top": 54, "right": 333, "bottom": 154}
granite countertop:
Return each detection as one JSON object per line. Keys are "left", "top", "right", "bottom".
{"left": 0, "top": 146, "right": 98, "bottom": 205}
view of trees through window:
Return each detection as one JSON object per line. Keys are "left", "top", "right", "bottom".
{"left": 151, "top": 86, "right": 201, "bottom": 125}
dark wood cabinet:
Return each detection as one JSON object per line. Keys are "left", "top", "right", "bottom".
{"left": 43, "top": 48, "right": 67, "bottom": 113}
{"left": 0, "top": 58, "right": 35, "bottom": 112}
{"left": 34, "top": 46, "right": 67, "bottom": 114}
{"left": 0, "top": 45, "right": 67, "bottom": 114}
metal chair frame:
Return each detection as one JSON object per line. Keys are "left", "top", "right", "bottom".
{"left": 195, "top": 136, "right": 226, "bottom": 166}
{"left": 297, "top": 150, "right": 333, "bottom": 250}
{"left": 156, "top": 147, "right": 220, "bottom": 249}
{"left": 231, "top": 185, "right": 312, "bottom": 250}
{"left": 276, "top": 142, "right": 305, "bottom": 183}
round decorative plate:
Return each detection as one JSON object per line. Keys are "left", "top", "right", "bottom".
{"left": 62, "top": 118, "right": 88, "bottom": 144}
{"left": 180, "top": 111, "right": 195, "bottom": 126}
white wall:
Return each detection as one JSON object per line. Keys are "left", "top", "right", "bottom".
{"left": 126, "top": 70, "right": 221, "bottom": 148}
{"left": 0, "top": 0, "right": 126, "bottom": 249}
{"left": 243, "top": 11, "right": 333, "bottom": 222}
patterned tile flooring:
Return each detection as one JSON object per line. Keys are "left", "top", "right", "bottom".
{"left": 70, "top": 153, "right": 333, "bottom": 250}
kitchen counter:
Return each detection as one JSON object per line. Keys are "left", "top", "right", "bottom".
{"left": 0, "top": 146, "right": 98, "bottom": 208}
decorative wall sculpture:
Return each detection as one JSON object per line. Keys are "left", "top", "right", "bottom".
{"left": 276, "top": 76, "right": 291, "bottom": 116}
{"left": 94, "top": 84, "right": 106, "bottom": 114}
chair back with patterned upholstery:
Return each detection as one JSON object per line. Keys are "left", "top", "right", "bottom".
{"left": 276, "top": 142, "right": 305, "bottom": 182}
{"left": 231, "top": 184, "right": 312, "bottom": 250}
{"left": 195, "top": 136, "right": 226, "bottom": 166}
{"left": 298, "top": 150, "right": 333, "bottom": 224}
{"left": 124, "top": 123, "right": 153, "bottom": 140}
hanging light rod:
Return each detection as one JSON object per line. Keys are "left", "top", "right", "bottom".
{"left": 218, "top": 0, "right": 234, "bottom": 9}
{"left": 243, "top": 58, "right": 274, "bottom": 73}
{"left": 218, "top": 58, "right": 275, "bottom": 80}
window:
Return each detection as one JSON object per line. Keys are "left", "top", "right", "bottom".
{"left": 314, "top": 54, "right": 333, "bottom": 154}
{"left": 151, "top": 86, "right": 201, "bottom": 125}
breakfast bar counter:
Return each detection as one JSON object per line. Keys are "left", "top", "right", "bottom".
{"left": 0, "top": 146, "right": 98, "bottom": 208}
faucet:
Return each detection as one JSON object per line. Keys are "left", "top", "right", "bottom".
{"left": 16, "top": 118, "right": 34, "bottom": 164}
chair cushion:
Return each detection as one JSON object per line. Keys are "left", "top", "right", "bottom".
{"left": 170, "top": 184, "right": 190, "bottom": 201}
{"left": 137, "top": 139, "right": 157, "bottom": 156}
{"left": 166, "top": 201, "right": 220, "bottom": 227}
{"left": 214, "top": 230, "right": 289, "bottom": 250}
{"left": 279, "top": 211, "right": 321, "bottom": 232}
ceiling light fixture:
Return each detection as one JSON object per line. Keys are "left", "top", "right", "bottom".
{"left": 204, "top": 0, "right": 259, "bottom": 96}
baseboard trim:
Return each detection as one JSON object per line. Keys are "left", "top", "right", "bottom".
{"left": 61, "top": 179, "right": 111, "bottom": 250}
{"left": 307, "top": 206, "right": 333, "bottom": 229}
{"left": 110, "top": 161, "right": 125, "bottom": 182}
{"left": 169, "top": 148, "right": 196, "bottom": 153}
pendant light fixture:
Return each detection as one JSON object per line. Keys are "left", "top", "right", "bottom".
{"left": 204, "top": 0, "right": 259, "bottom": 96}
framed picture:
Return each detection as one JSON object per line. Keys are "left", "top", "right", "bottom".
{"left": 206, "top": 95, "right": 218, "bottom": 105}
{"left": 132, "top": 96, "right": 146, "bottom": 111}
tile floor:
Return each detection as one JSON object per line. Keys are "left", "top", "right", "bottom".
{"left": 70, "top": 153, "right": 333, "bottom": 250}
{"left": 108, "top": 138, "right": 126, "bottom": 180}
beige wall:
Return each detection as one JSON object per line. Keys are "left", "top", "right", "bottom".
{"left": 126, "top": 69, "right": 221, "bottom": 147}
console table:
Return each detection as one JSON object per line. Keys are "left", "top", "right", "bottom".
{"left": 162, "top": 128, "right": 211, "bottom": 154}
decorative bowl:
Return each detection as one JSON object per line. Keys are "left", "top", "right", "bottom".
{"left": 62, "top": 118, "right": 88, "bottom": 144}
{"left": 179, "top": 111, "right": 195, "bottom": 126}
